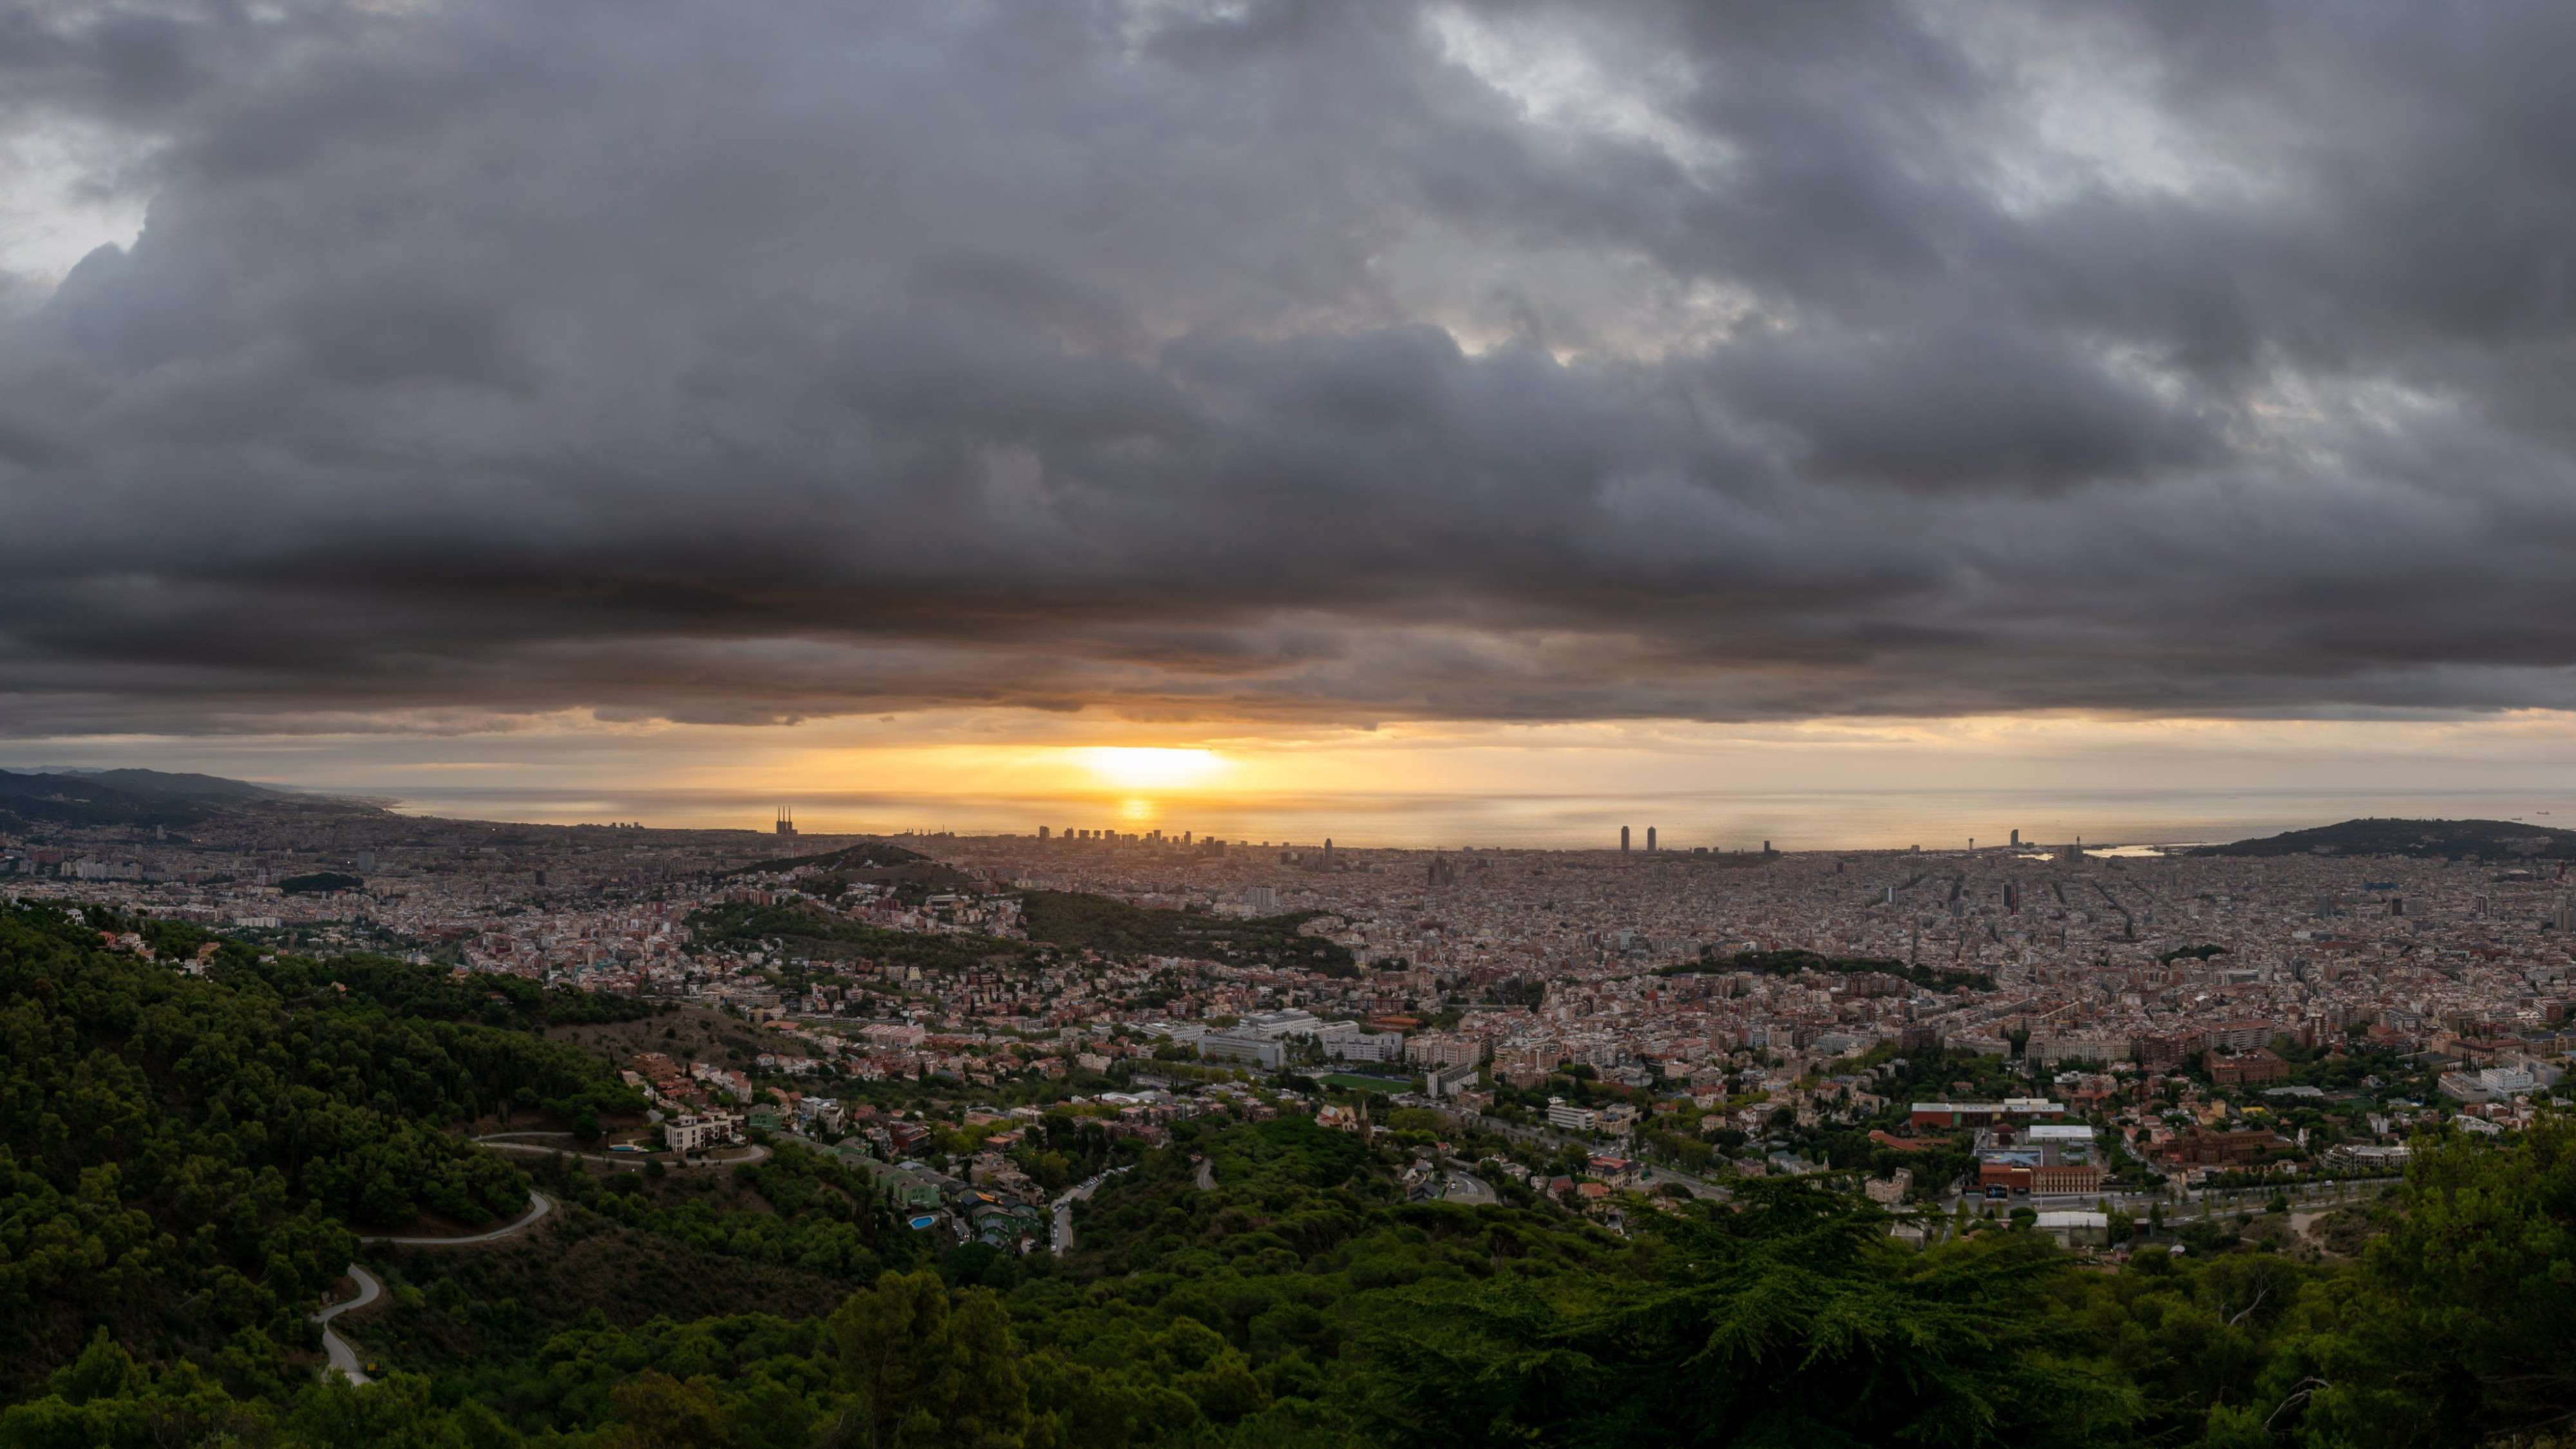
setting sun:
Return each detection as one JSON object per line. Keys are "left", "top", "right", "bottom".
{"left": 1073, "top": 746, "right": 1227, "bottom": 790}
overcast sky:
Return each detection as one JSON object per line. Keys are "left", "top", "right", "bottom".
{"left": 5, "top": 0, "right": 2576, "bottom": 757}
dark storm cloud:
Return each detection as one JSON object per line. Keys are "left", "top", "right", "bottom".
{"left": 6, "top": 0, "right": 2576, "bottom": 734}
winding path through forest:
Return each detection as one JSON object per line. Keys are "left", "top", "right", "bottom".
{"left": 312, "top": 1189, "right": 558, "bottom": 1385}
{"left": 313, "top": 1266, "right": 381, "bottom": 1386}
{"left": 361, "top": 1188, "right": 556, "bottom": 1247}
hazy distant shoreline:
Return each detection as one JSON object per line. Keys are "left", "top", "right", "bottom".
{"left": 340, "top": 784, "right": 2576, "bottom": 854}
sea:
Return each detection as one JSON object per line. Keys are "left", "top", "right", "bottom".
{"left": 361, "top": 785, "right": 2576, "bottom": 853}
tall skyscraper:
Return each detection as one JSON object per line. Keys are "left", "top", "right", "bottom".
{"left": 1620, "top": 826, "right": 1631, "bottom": 852}
{"left": 1646, "top": 827, "right": 1657, "bottom": 851}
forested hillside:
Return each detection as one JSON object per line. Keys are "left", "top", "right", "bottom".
{"left": 0, "top": 902, "right": 654, "bottom": 1403}
{"left": 1019, "top": 891, "right": 1357, "bottom": 974}
{"left": 1, "top": 899, "right": 2571, "bottom": 1448}
{"left": 2193, "top": 817, "right": 2576, "bottom": 860}
{"left": 688, "top": 900, "right": 1036, "bottom": 972}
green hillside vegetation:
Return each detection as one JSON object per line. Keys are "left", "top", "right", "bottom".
{"left": 2193, "top": 817, "right": 2576, "bottom": 860}
{"left": 725, "top": 841, "right": 932, "bottom": 877}
{"left": 352, "top": 1145, "right": 898, "bottom": 1383}
{"left": 1021, "top": 891, "right": 1357, "bottom": 973}
{"left": 688, "top": 902, "right": 1037, "bottom": 971}
{"left": 245, "top": 949, "right": 664, "bottom": 1034}
{"left": 1660, "top": 946, "right": 1995, "bottom": 994}
{"left": 69, "top": 770, "right": 302, "bottom": 804}
{"left": 0, "top": 768, "right": 349, "bottom": 829}
{"left": 0, "top": 771, "right": 207, "bottom": 829}
{"left": 276, "top": 873, "right": 364, "bottom": 896}
{"left": 7, "top": 898, "right": 2576, "bottom": 1448}
{"left": 0, "top": 902, "right": 647, "bottom": 1403}
{"left": 694, "top": 888, "right": 1358, "bottom": 974}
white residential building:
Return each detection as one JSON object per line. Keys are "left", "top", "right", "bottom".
{"left": 1546, "top": 1097, "right": 1598, "bottom": 1133}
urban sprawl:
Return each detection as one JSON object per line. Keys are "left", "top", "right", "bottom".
{"left": 11, "top": 799, "right": 2568, "bottom": 1251}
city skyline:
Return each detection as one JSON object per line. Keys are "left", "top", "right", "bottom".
{"left": 19, "top": 710, "right": 2576, "bottom": 847}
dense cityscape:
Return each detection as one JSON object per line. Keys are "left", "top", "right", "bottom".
{"left": 9, "top": 773, "right": 2566, "bottom": 1244}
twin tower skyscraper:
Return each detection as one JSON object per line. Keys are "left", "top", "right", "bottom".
{"left": 1620, "top": 826, "right": 1773, "bottom": 853}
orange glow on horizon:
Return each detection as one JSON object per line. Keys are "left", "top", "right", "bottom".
{"left": 1072, "top": 746, "right": 1229, "bottom": 790}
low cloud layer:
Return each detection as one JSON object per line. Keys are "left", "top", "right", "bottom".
{"left": 5, "top": 0, "right": 2576, "bottom": 735}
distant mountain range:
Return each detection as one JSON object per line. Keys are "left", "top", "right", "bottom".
{"left": 0, "top": 767, "right": 327, "bottom": 828}
{"left": 2192, "top": 817, "right": 2576, "bottom": 860}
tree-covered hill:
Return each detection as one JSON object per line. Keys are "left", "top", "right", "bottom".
{"left": 0, "top": 771, "right": 207, "bottom": 829}
{"left": 688, "top": 901, "right": 1037, "bottom": 971}
{"left": 1657, "top": 945, "right": 1995, "bottom": 994}
{"left": 0, "top": 768, "right": 368, "bottom": 831}
{"left": 62, "top": 770, "right": 304, "bottom": 805}
{"left": 2193, "top": 817, "right": 2576, "bottom": 860}
{"left": 1020, "top": 891, "right": 1357, "bottom": 973}
{"left": 724, "top": 841, "right": 933, "bottom": 877}
{"left": 688, "top": 887, "right": 1365, "bottom": 974}
{"left": 6, "top": 896, "right": 2576, "bottom": 1448}
{"left": 0, "top": 902, "right": 653, "bottom": 1406}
